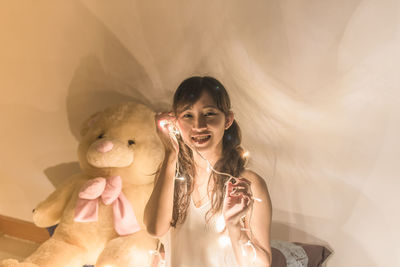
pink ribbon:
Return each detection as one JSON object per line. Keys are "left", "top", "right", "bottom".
{"left": 74, "top": 176, "right": 141, "bottom": 235}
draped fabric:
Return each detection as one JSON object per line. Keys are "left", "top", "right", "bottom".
{"left": 0, "top": 1, "right": 399, "bottom": 266}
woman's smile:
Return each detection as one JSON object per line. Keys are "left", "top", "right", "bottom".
{"left": 191, "top": 134, "right": 212, "bottom": 144}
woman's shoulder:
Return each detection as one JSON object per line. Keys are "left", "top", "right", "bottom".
{"left": 240, "top": 169, "right": 270, "bottom": 196}
{"left": 240, "top": 169, "right": 266, "bottom": 185}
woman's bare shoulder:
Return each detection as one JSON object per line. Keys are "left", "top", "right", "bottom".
{"left": 240, "top": 169, "right": 269, "bottom": 192}
{"left": 241, "top": 169, "right": 272, "bottom": 208}
{"left": 241, "top": 169, "right": 265, "bottom": 184}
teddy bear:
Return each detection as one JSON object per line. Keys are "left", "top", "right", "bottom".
{"left": 1, "top": 102, "right": 164, "bottom": 267}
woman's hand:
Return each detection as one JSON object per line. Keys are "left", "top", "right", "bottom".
{"left": 222, "top": 177, "right": 253, "bottom": 228}
{"left": 155, "top": 112, "right": 179, "bottom": 154}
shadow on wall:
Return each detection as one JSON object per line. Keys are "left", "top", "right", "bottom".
{"left": 44, "top": 163, "right": 81, "bottom": 188}
{"left": 43, "top": 2, "right": 172, "bottom": 188}
{"left": 66, "top": 1, "right": 171, "bottom": 142}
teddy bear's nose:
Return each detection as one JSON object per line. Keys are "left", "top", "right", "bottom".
{"left": 96, "top": 140, "right": 114, "bottom": 153}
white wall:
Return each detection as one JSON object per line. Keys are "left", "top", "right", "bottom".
{"left": 0, "top": 1, "right": 399, "bottom": 266}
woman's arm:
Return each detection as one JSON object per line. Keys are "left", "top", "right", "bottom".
{"left": 224, "top": 170, "right": 272, "bottom": 267}
{"left": 144, "top": 113, "right": 178, "bottom": 237}
{"left": 144, "top": 151, "right": 176, "bottom": 237}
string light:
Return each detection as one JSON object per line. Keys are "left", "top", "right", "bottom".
{"left": 159, "top": 120, "right": 168, "bottom": 128}
{"left": 148, "top": 242, "right": 166, "bottom": 267}
{"left": 215, "top": 215, "right": 226, "bottom": 233}
{"left": 148, "top": 250, "right": 158, "bottom": 255}
{"left": 161, "top": 117, "right": 261, "bottom": 265}
{"left": 252, "top": 197, "right": 262, "bottom": 202}
{"left": 218, "top": 235, "right": 231, "bottom": 248}
{"left": 206, "top": 161, "right": 212, "bottom": 173}
{"left": 240, "top": 240, "right": 257, "bottom": 262}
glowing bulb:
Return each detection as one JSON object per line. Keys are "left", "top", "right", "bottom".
{"left": 215, "top": 215, "right": 226, "bottom": 233}
{"left": 167, "top": 124, "right": 175, "bottom": 132}
{"left": 148, "top": 249, "right": 165, "bottom": 267}
{"left": 206, "top": 162, "right": 211, "bottom": 173}
{"left": 218, "top": 235, "right": 231, "bottom": 248}
{"left": 148, "top": 250, "right": 158, "bottom": 255}
{"left": 252, "top": 196, "right": 262, "bottom": 202}
{"left": 159, "top": 120, "right": 168, "bottom": 128}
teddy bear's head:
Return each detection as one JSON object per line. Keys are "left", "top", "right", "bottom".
{"left": 78, "top": 102, "right": 163, "bottom": 185}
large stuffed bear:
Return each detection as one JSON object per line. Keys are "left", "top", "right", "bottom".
{"left": 1, "top": 102, "right": 164, "bottom": 267}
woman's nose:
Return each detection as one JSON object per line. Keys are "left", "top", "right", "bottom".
{"left": 193, "top": 116, "right": 207, "bottom": 130}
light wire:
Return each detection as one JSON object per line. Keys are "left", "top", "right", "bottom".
{"left": 163, "top": 119, "right": 259, "bottom": 266}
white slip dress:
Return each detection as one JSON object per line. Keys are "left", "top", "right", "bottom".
{"left": 161, "top": 198, "right": 239, "bottom": 267}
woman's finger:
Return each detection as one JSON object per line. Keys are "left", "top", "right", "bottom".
{"left": 225, "top": 180, "right": 235, "bottom": 197}
{"left": 232, "top": 181, "right": 251, "bottom": 193}
{"left": 230, "top": 187, "right": 250, "bottom": 196}
{"left": 236, "top": 177, "right": 251, "bottom": 185}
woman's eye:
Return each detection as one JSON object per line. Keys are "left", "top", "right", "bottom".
{"left": 98, "top": 133, "right": 105, "bottom": 139}
{"left": 205, "top": 112, "right": 217, "bottom": 117}
{"left": 182, "top": 113, "right": 193, "bottom": 118}
{"left": 128, "top": 140, "right": 135, "bottom": 146}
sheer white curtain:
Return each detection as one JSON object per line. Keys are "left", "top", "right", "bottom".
{"left": 0, "top": 0, "right": 398, "bottom": 266}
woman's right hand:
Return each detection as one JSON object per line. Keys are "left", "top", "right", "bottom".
{"left": 155, "top": 112, "right": 179, "bottom": 154}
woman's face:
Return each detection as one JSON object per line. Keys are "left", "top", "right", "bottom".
{"left": 176, "top": 91, "right": 233, "bottom": 154}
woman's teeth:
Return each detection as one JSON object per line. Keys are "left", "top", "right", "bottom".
{"left": 191, "top": 135, "right": 211, "bottom": 142}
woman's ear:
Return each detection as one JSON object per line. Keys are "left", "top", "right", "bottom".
{"left": 225, "top": 111, "right": 234, "bottom": 130}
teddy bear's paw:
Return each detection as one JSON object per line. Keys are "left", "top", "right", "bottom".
{"left": 0, "top": 259, "right": 38, "bottom": 267}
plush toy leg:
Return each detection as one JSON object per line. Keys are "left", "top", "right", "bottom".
{"left": 96, "top": 230, "right": 158, "bottom": 267}
{"left": 1, "top": 238, "right": 89, "bottom": 267}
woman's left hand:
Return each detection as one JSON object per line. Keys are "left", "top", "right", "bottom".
{"left": 222, "top": 177, "right": 253, "bottom": 227}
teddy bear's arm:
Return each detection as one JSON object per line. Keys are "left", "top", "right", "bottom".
{"left": 32, "top": 174, "right": 82, "bottom": 228}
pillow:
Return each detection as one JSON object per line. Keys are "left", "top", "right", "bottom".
{"left": 271, "top": 240, "right": 331, "bottom": 267}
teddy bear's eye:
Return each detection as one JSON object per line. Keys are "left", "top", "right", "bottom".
{"left": 128, "top": 140, "right": 135, "bottom": 146}
{"left": 98, "top": 133, "right": 105, "bottom": 139}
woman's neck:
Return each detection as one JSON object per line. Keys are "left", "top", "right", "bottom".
{"left": 192, "top": 147, "right": 222, "bottom": 186}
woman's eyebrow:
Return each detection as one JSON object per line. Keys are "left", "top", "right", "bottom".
{"left": 178, "top": 105, "right": 193, "bottom": 112}
{"left": 203, "top": 105, "right": 218, "bottom": 109}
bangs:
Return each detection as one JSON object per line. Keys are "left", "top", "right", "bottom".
{"left": 173, "top": 76, "right": 230, "bottom": 114}
{"left": 173, "top": 79, "right": 204, "bottom": 113}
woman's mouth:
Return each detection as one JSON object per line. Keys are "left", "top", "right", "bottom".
{"left": 191, "top": 135, "right": 211, "bottom": 144}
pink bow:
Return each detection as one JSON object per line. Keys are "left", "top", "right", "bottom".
{"left": 74, "top": 176, "right": 140, "bottom": 235}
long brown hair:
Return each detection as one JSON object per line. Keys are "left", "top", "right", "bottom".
{"left": 170, "top": 76, "right": 246, "bottom": 227}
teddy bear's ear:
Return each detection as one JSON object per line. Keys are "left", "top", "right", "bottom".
{"left": 80, "top": 112, "right": 101, "bottom": 137}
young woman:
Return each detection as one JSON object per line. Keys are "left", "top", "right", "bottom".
{"left": 144, "top": 76, "right": 272, "bottom": 267}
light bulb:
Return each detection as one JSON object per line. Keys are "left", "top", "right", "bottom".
{"left": 159, "top": 120, "right": 168, "bottom": 128}
{"left": 206, "top": 162, "right": 211, "bottom": 173}
{"left": 215, "top": 215, "right": 226, "bottom": 233}
{"left": 218, "top": 235, "right": 231, "bottom": 248}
